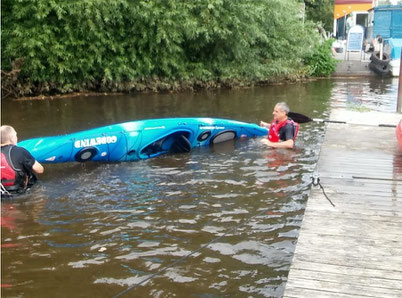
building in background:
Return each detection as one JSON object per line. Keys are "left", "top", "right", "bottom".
{"left": 334, "top": 0, "right": 402, "bottom": 40}
{"left": 333, "top": 0, "right": 373, "bottom": 40}
{"left": 332, "top": 0, "right": 401, "bottom": 76}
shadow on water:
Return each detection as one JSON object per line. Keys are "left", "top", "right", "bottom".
{"left": 1, "top": 78, "right": 398, "bottom": 297}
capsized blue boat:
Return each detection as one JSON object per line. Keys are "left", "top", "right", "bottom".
{"left": 18, "top": 118, "right": 268, "bottom": 163}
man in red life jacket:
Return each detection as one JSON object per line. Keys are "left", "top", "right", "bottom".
{"left": 1, "top": 125, "right": 44, "bottom": 196}
{"left": 259, "top": 102, "right": 299, "bottom": 149}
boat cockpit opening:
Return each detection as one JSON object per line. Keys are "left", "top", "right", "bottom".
{"left": 140, "top": 131, "right": 192, "bottom": 157}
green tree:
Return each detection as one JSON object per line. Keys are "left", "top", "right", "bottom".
{"left": 1, "top": 0, "right": 333, "bottom": 97}
{"left": 303, "top": 0, "right": 334, "bottom": 32}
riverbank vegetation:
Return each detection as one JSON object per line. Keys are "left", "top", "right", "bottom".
{"left": 1, "top": 0, "right": 336, "bottom": 99}
{"left": 304, "top": 0, "right": 334, "bottom": 33}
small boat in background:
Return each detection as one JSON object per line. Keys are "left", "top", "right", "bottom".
{"left": 397, "top": 119, "right": 402, "bottom": 152}
{"left": 18, "top": 118, "right": 268, "bottom": 163}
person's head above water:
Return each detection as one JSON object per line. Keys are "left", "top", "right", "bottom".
{"left": 272, "top": 102, "right": 289, "bottom": 122}
{"left": 1, "top": 125, "right": 18, "bottom": 146}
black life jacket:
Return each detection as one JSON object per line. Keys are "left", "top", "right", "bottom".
{"left": 1, "top": 146, "right": 27, "bottom": 192}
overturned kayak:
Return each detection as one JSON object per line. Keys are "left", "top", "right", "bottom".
{"left": 18, "top": 118, "right": 268, "bottom": 163}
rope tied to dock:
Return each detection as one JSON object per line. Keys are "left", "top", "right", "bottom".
{"left": 312, "top": 174, "right": 335, "bottom": 207}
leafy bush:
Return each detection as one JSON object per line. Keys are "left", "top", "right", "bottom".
{"left": 1, "top": 0, "right": 324, "bottom": 97}
{"left": 304, "top": 38, "right": 337, "bottom": 77}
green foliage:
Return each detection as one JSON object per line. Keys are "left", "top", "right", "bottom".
{"left": 304, "top": 39, "right": 337, "bottom": 77}
{"left": 303, "top": 0, "right": 334, "bottom": 32}
{"left": 1, "top": 0, "right": 326, "bottom": 96}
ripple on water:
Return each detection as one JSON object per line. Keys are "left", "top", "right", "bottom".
{"left": 4, "top": 79, "right": 399, "bottom": 297}
{"left": 1, "top": 111, "right": 326, "bottom": 298}
{"left": 68, "top": 256, "right": 108, "bottom": 268}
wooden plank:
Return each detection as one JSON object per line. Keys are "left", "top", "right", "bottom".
{"left": 304, "top": 205, "right": 402, "bottom": 219}
{"left": 317, "top": 162, "right": 401, "bottom": 170}
{"left": 318, "top": 151, "right": 400, "bottom": 159}
{"left": 294, "top": 239, "right": 402, "bottom": 259}
{"left": 300, "top": 209, "right": 402, "bottom": 224}
{"left": 320, "top": 176, "right": 402, "bottom": 184}
{"left": 284, "top": 111, "right": 402, "bottom": 297}
{"left": 300, "top": 213, "right": 402, "bottom": 229}
{"left": 317, "top": 178, "right": 402, "bottom": 186}
{"left": 320, "top": 165, "right": 402, "bottom": 171}
{"left": 307, "top": 200, "right": 402, "bottom": 214}
{"left": 301, "top": 206, "right": 402, "bottom": 225}
{"left": 318, "top": 166, "right": 402, "bottom": 172}
{"left": 287, "top": 269, "right": 402, "bottom": 291}
{"left": 289, "top": 260, "right": 402, "bottom": 281}
{"left": 318, "top": 155, "right": 399, "bottom": 162}
{"left": 284, "top": 287, "right": 376, "bottom": 298}
{"left": 318, "top": 159, "right": 400, "bottom": 166}
{"left": 309, "top": 190, "right": 402, "bottom": 202}
{"left": 289, "top": 253, "right": 402, "bottom": 273}
{"left": 309, "top": 195, "right": 402, "bottom": 207}
{"left": 309, "top": 191, "right": 402, "bottom": 207}
{"left": 296, "top": 229, "right": 402, "bottom": 245}
{"left": 314, "top": 181, "right": 402, "bottom": 191}
{"left": 299, "top": 223, "right": 402, "bottom": 239}
{"left": 294, "top": 228, "right": 402, "bottom": 254}
{"left": 318, "top": 171, "right": 402, "bottom": 181}
{"left": 310, "top": 187, "right": 401, "bottom": 200}
{"left": 284, "top": 278, "right": 402, "bottom": 298}
{"left": 319, "top": 152, "right": 399, "bottom": 161}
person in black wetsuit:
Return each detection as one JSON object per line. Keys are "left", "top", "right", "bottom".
{"left": 1, "top": 125, "right": 44, "bottom": 196}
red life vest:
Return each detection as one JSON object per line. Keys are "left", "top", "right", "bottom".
{"left": 268, "top": 119, "right": 299, "bottom": 143}
{"left": 1, "top": 146, "right": 24, "bottom": 190}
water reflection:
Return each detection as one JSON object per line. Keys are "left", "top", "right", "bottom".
{"left": 331, "top": 77, "right": 399, "bottom": 112}
{"left": 1, "top": 78, "right": 398, "bottom": 297}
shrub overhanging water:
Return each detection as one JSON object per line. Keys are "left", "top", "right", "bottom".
{"left": 1, "top": 0, "right": 336, "bottom": 98}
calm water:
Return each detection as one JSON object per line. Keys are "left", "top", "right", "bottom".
{"left": 330, "top": 77, "right": 400, "bottom": 112}
{"left": 1, "top": 77, "right": 399, "bottom": 297}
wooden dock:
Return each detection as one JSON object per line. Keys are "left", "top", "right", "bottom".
{"left": 284, "top": 109, "right": 402, "bottom": 298}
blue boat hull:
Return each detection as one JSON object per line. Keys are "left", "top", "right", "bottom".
{"left": 18, "top": 118, "right": 268, "bottom": 163}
